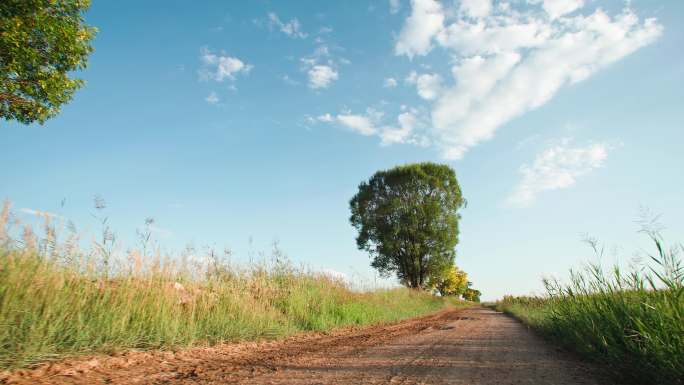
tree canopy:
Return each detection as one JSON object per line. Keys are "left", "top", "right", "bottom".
{"left": 350, "top": 162, "right": 465, "bottom": 289}
{"left": 427, "top": 265, "right": 469, "bottom": 297}
{"left": 0, "top": 0, "right": 96, "bottom": 125}
{"left": 463, "top": 287, "right": 481, "bottom": 302}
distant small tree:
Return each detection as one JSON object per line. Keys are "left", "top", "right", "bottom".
{"left": 1, "top": 0, "right": 96, "bottom": 124}
{"left": 427, "top": 265, "right": 469, "bottom": 297}
{"left": 463, "top": 285, "right": 481, "bottom": 302}
{"left": 350, "top": 163, "right": 465, "bottom": 289}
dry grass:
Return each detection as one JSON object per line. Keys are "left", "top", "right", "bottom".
{"left": 0, "top": 200, "right": 451, "bottom": 369}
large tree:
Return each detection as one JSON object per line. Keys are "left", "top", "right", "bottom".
{"left": 1, "top": 0, "right": 96, "bottom": 125}
{"left": 350, "top": 163, "right": 465, "bottom": 289}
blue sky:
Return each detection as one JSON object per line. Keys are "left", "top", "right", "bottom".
{"left": 1, "top": 0, "right": 683, "bottom": 300}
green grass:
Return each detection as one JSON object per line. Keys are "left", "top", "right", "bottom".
{"left": 0, "top": 200, "right": 471, "bottom": 369}
{"left": 0, "top": 200, "right": 468, "bottom": 370}
{"left": 0, "top": 248, "right": 457, "bottom": 369}
{"left": 494, "top": 233, "right": 684, "bottom": 385}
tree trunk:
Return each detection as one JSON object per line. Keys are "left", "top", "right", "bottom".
{"left": 417, "top": 262, "right": 422, "bottom": 288}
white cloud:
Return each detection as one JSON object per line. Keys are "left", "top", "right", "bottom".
{"left": 535, "top": 0, "right": 585, "bottom": 19}
{"left": 380, "top": 111, "right": 417, "bottom": 145}
{"left": 316, "top": 107, "right": 427, "bottom": 147}
{"left": 205, "top": 92, "right": 219, "bottom": 104}
{"left": 268, "top": 12, "right": 307, "bottom": 38}
{"left": 431, "top": 52, "right": 521, "bottom": 158}
{"left": 317, "top": 113, "right": 334, "bottom": 122}
{"left": 406, "top": 71, "right": 442, "bottom": 100}
{"left": 137, "top": 224, "right": 173, "bottom": 238}
{"left": 435, "top": 16, "right": 550, "bottom": 56}
{"left": 459, "top": 0, "right": 492, "bottom": 19}
{"left": 304, "top": 113, "right": 335, "bottom": 126}
{"left": 337, "top": 113, "right": 377, "bottom": 136}
{"left": 508, "top": 140, "right": 609, "bottom": 207}
{"left": 390, "top": 1, "right": 662, "bottom": 159}
{"left": 308, "top": 65, "right": 339, "bottom": 89}
{"left": 20, "top": 208, "right": 63, "bottom": 219}
{"left": 199, "top": 48, "right": 252, "bottom": 82}
{"left": 300, "top": 44, "right": 340, "bottom": 90}
{"left": 311, "top": 44, "right": 330, "bottom": 60}
{"left": 389, "top": 0, "right": 401, "bottom": 14}
{"left": 395, "top": 0, "right": 445, "bottom": 58}
{"left": 384, "top": 77, "right": 398, "bottom": 88}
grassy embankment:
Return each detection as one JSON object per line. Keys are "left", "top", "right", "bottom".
{"left": 0, "top": 202, "right": 466, "bottom": 369}
{"left": 493, "top": 233, "right": 683, "bottom": 385}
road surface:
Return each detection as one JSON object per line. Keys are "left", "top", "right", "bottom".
{"left": 1, "top": 308, "right": 618, "bottom": 384}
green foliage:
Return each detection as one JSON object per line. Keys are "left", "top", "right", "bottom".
{"left": 462, "top": 287, "right": 481, "bottom": 302}
{"left": 350, "top": 163, "right": 465, "bottom": 288}
{"left": 427, "top": 265, "right": 469, "bottom": 296}
{"left": 494, "top": 233, "right": 684, "bottom": 385}
{"left": 0, "top": 0, "right": 96, "bottom": 124}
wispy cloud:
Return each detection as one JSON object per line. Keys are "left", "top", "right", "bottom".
{"left": 394, "top": 0, "right": 444, "bottom": 59}
{"left": 393, "top": 0, "right": 662, "bottom": 159}
{"left": 337, "top": 112, "right": 378, "bottom": 136}
{"left": 405, "top": 71, "right": 441, "bottom": 100}
{"left": 331, "top": 0, "right": 660, "bottom": 159}
{"left": 205, "top": 91, "right": 219, "bottom": 104}
{"left": 198, "top": 47, "right": 252, "bottom": 82}
{"left": 533, "top": 0, "right": 585, "bottom": 20}
{"left": 268, "top": 12, "right": 307, "bottom": 39}
{"left": 20, "top": 208, "right": 63, "bottom": 219}
{"left": 507, "top": 139, "right": 609, "bottom": 207}
{"left": 307, "top": 65, "right": 338, "bottom": 89}
{"left": 315, "top": 107, "right": 429, "bottom": 147}
{"left": 300, "top": 44, "right": 340, "bottom": 89}
{"left": 383, "top": 77, "right": 398, "bottom": 88}
{"left": 389, "top": 0, "right": 402, "bottom": 14}
{"left": 316, "top": 113, "right": 334, "bottom": 122}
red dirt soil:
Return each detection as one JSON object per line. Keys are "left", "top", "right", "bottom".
{"left": 0, "top": 308, "right": 621, "bottom": 385}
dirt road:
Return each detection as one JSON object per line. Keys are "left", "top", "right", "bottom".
{"left": 1, "top": 308, "right": 618, "bottom": 385}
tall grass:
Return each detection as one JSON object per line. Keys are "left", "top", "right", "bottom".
{"left": 0, "top": 201, "right": 450, "bottom": 369}
{"left": 495, "top": 232, "right": 684, "bottom": 384}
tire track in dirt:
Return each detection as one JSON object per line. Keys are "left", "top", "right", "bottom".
{"left": 242, "top": 308, "right": 618, "bottom": 385}
{"left": 0, "top": 308, "right": 619, "bottom": 384}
